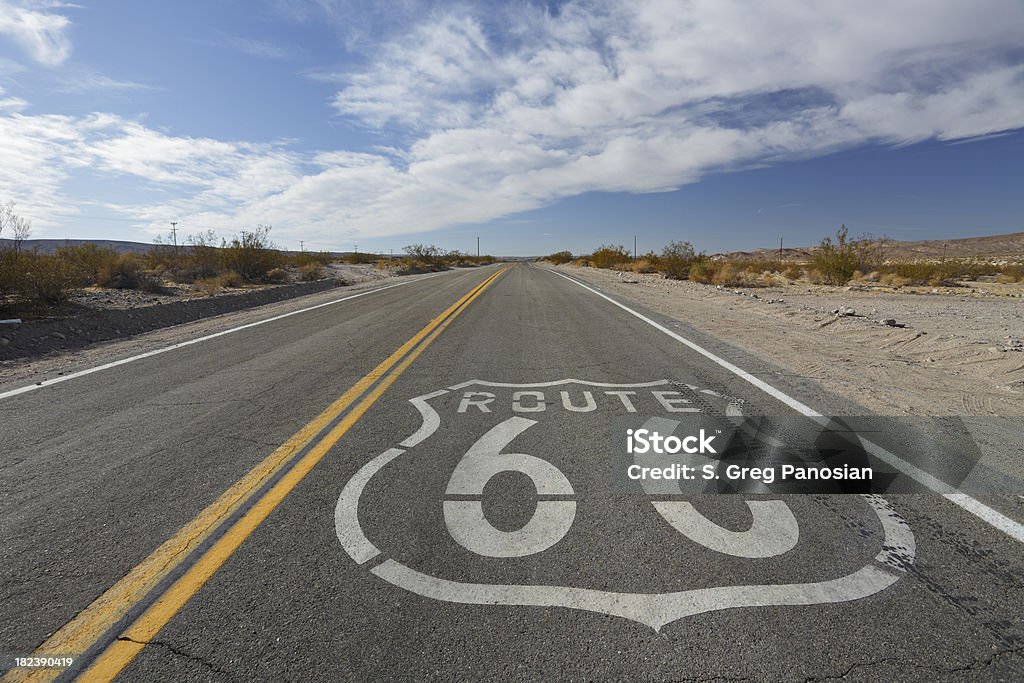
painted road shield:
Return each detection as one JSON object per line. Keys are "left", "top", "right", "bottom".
{"left": 335, "top": 379, "right": 915, "bottom": 630}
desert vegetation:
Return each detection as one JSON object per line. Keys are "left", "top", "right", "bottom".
{"left": 546, "top": 226, "right": 1024, "bottom": 290}
{"left": 0, "top": 210, "right": 309, "bottom": 314}
{"left": 383, "top": 244, "right": 496, "bottom": 274}
{"left": 0, "top": 200, "right": 500, "bottom": 317}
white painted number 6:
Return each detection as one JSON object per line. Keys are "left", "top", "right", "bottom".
{"left": 444, "top": 417, "right": 576, "bottom": 557}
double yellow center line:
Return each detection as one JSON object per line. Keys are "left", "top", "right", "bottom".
{"left": 9, "top": 267, "right": 507, "bottom": 683}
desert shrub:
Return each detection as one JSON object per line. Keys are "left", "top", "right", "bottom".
{"left": 0, "top": 250, "right": 17, "bottom": 297}
{"left": 344, "top": 251, "right": 377, "bottom": 265}
{"left": 589, "top": 244, "right": 631, "bottom": 270}
{"left": 219, "top": 271, "right": 245, "bottom": 287}
{"left": 659, "top": 241, "right": 698, "bottom": 279}
{"left": 624, "top": 258, "right": 658, "bottom": 274}
{"left": 711, "top": 263, "right": 740, "bottom": 286}
{"left": 783, "top": 264, "right": 802, "bottom": 280}
{"left": 295, "top": 250, "right": 334, "bottom": 267}
{"left": 194, "top": 270, "right": 246, "bottom": 296}
{"left": 16, "top": 253, "right": 79, "bottom": 305}
{"left": 688, "top": 260, "right": 716, "bottom": 283}
{"left": 222, "top": 225, "right": 285, "bottom": 282}
{"left": 145, "top": 244, "right": 177, "bottom": 272}
{"left": 177, "top": 230, "right": 223, "bottom": 281}
{"left": 298, "top": 263, "right": 323, "bottom": 281}
{"left": 265, "top": 267, "right": 289, "bottom": 284}
{"left": 545, "top": 250, "right": 574, "bottom": 265}
{"left": 814, "top": 225, "right": 858, "bottom": 285}
{"left": 98, "top": 254, "right": 145, "bottom": 289}
{"left": 56, "top": 244, "right": 119, "bottom": 285}
{"left": 813, "top": 228, "right": 886, "bottom": 286}
{"left": 403, "top": 244, "right": 442, "bottom": 266}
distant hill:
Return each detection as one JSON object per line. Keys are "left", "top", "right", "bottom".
{"left": 717, "top": 231, "right": 1024, "bottom": 261}
{"left": 0, "top": 238, "right": 155, "bottom": 254}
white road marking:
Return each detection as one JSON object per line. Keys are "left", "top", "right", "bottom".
{"left": 443, "top": 416, "right": 577, "bottom": 557}
{"left": 443, "top": 501, "right": 578, "bottom": 558}
{"left": 334, "top": 447, "right": 405, "bottom": 564}
{"left": 335, "top": 383, "right": 916, "bottom": 628}
{"left": 653, "top": 501, "right": 800, "bottom": 558}
{"left": 360, "top": 495, "right": 912, "bottom": 632}
{"left": 400, "top": 389, "right": 448, "bottom": 447}
{"left": 546, "top": 268, "right": 1024, "bottom": 543}
{"left": 635, "top": 417, "right": 798, "bottom": 557}
{"left": 0, "top": 273, "right": 444, "bottom": 402}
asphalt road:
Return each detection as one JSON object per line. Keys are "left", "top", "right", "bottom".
{"left": 2, "top": 263, "right": 1023, "bottom": 681}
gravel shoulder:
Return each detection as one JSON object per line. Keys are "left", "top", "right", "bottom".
{"left": 559, "top": 264, "right": 1024, "bottom": 416}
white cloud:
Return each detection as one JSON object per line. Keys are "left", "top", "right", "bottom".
{"left": 0, "top": 0, "right": 71, "bottom": 66}
{"left": 2, "top": 0, "right": 1024, "bottom": 247}
{"left": 0, "top": 84, "right": 26, "bottom": 110}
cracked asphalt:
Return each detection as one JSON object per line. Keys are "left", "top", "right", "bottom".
{"left": 1, "top": 264, "right": 1023, "bottom": 681}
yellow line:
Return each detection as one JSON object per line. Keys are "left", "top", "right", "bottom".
{"left": 6, "top": 267, "right": 506, "bottom": 683}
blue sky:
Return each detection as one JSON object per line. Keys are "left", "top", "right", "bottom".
{"left": 1, "top": 1, "right": 1023, "bottom": 255}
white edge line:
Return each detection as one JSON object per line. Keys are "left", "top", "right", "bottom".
{"left": 0, "top": 273, "right": 444, "bottom": 402}
{"left": 545, "top": 267, "right": 1024, "bottom": 544}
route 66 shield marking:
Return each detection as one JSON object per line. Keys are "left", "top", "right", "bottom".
{"left": 335, "top": 379, "right": 915, "bottom": 631}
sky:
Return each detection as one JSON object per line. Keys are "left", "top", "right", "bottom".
{"left": 0, "top": 0, "right": 1023, "bottom": 256}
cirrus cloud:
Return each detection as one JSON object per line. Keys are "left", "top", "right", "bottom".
{"left": 0, "top": 0, "right": 71, "bottom": 66}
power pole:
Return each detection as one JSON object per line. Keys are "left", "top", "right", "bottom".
{"left": 300, "top": 240, "right": 304, "bottom": 253}
{"left": 477, "top": 236, "right": 480, "bottom": 258}
{"left": 779, "top": 236, "right": 784, "bottom": 262}
{"left": 170, "top": 221, "right": 179, "bottom": 265}
{"left": 634, "top": 235, "right": 637, "bottom": 261}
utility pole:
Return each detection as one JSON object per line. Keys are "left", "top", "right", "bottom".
{"left": 779, "top": 236, "right": 784, "bottom": 262}
{"left": 942, "top": 242, "right": 947, "bottom": 263}
{"left": 634, "top": 235, "right": 637, "bottom": 261}
{"left": 477, "top": 236, "right": 480, "bottom": 258}
{"left": 300, "top": 240, "right": 304, "bottom": 253}
{"left": 170, "top": 221, "right": 179, "bottom": 265}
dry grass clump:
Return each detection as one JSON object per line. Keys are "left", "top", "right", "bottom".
{"left": 265, "top": 267, "right": 289, "bottom": 284}
{"left": 193, "top": 277, "right": 223, "bottom": 297}
{"left": 193, "top": 271, "right": 246, "bottom": 297}
{"left": 879, "top": 272, "right": 911, "bottom": 287}
{"left": 298, "top": 263, "right": 323, "bottom": 281}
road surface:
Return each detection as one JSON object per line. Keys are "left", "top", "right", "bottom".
{"left": 2, "top": 264, "right": 1022, "bottom": 681}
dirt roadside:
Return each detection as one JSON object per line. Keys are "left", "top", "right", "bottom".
{"left": 558, "top": 264, "right": 1024, "bottom": 416}
{"left": 0, "top": 265, "right": 416, "bottom": 388}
